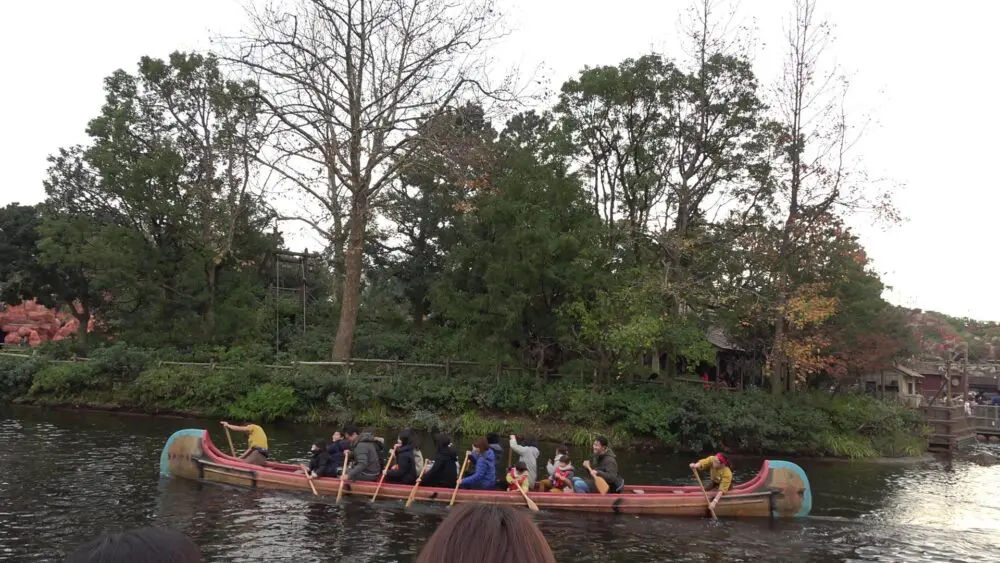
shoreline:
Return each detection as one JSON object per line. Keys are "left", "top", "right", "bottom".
{"left": 4, "top": 399, "right": 932, "bottom": 463}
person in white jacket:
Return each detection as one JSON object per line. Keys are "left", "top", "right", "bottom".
{"left": 508, "top": 434, "right": 541, "bottom": 488}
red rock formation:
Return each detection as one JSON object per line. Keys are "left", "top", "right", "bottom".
{"left": 0, "top": 300, "right": 94, "bottom": 347}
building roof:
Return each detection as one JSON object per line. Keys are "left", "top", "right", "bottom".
{"left": 706, "top": 327, "right": 743, "bottom": 351}
{"left": 892, "top": 364, "right": 924, "bottom": 379}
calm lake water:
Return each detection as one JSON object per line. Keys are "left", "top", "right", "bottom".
{"left": 1, "top": 406, "right": 998, "bottom": 562}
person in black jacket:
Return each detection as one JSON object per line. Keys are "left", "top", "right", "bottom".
{"left": 326, "top": 430, "right": 351, "bottom": 475}
{"left": 385, "top": 429, "right": 418, "bottom": 485}
{"left": 421, "top": 434, "right": 460, "bottom": 488}
{"left": 308, "top": 440, "right": 336, "bottom": 478}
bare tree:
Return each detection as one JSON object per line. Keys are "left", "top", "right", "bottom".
{"left": 221, "top": 0, "right": 511, "bottom": 359}
{"left": 767, "top": 0, "right": 891, "bottom": 392}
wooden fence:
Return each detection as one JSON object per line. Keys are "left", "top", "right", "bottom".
{"left": 0, "top": 346, "right": 736, "bottom": 389}
{"left": 972, "top": 405, "right": 1000, "bottom": 437}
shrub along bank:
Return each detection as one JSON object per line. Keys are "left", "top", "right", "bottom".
{"left": 0, "top": 346, "right": 928, "bottom": 459}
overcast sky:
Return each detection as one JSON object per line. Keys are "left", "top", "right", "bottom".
{"left": 2, "top": 0, "right": 996, "bottom": 319}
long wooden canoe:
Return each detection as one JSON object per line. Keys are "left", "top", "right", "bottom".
{"left": 159, "top": 428, "right": 812, "bottom": 518}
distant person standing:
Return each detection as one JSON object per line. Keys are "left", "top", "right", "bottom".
{"left": 221, "top": 421, "right": 269, "bottom": 466}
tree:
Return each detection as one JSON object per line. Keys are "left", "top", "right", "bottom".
{"left": 765, "top": 0, "right": 896, "bottom": 392}
{"left": 556, "top": 54, "right": 679, "bottom": 263}
{"left": 432, "top": 111, "right": 605, "bottom": 369}
{"left": 658, "top": 0, "right": 772, "bottom": 311}
{"left": 377, "top": 103, "right": 497, "bottom": 335}
{"left": 224, "top": 0, "right": 512, "bottom": 359}
{"left": 42, "top": 53, "right": 276, "bottom": 347}
{"left": 0, "top": 203, "right": 97, "bottom": 354}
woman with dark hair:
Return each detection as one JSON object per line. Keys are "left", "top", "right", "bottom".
{"left": 64, "top": 527, "right": 201, "bottom": 563}
{"left": 689, "top": 452, "right": 733, "bottom": 511}
{"left": 422, "top": 434, "right": 459, "bottom": 488}
{"left": 385, "top": 429, "right": 419, "bottom": 485}
{"left": 415, "top": 504, "right": 556, "bottom": 563}
{"left": 459, "top": 438, "right": 496, "bottom": 490}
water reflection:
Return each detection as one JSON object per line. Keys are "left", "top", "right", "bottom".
{"left": 1, "top": 406, "right": 998, "bottom": 562}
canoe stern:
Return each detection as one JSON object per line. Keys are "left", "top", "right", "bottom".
{"left": 763, "top": 460, "right": 812, "bottom": 518}
{"left": 159, "top": 428, "right": 207, "bottom": 479}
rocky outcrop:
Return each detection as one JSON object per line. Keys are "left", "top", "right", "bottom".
{"left": 0, "top": 300, "right": 94, "bottom": 347}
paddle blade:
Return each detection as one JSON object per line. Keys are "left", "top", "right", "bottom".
{"left": 594, "top": 476, "right": 610, "bottom": 495}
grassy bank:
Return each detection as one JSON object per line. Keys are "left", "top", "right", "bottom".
{"left": 0, "top": 346, "right": 928, "bottom": 458}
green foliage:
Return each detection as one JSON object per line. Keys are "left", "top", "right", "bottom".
{"left": 228, "top": 383, "right": 298, "bottom": 422}
{"left": 1, "top": 348, "right": 926, "bottom": 457}
{"left": 0, "top": 356, "right": 44, "bottom": 400}
{"left": 87, "top": 344, "right": 152, "bottom": 382}
{"left": 29, "top": 363, "right": 100, "bottom": 396}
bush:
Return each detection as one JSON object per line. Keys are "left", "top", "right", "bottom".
{"left": 29, "top": 362, "right": 100, "bottom": 396}
{"left": 0, "top": 356, "right": 44, "bottom": 399}
{"left": 131, "top": 367, "right": 201, "bottom": 410}
{"left": 4, "top": 347, "right": 927, "bottom": 458}
{"left": 228, "top": 383, "right": 299, "bottom": 422}
{"left": 88, "top": 344, "right": 152, "bottom": 383}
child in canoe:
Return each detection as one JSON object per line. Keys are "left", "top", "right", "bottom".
{"left": 537, "top": 444, "right": 570, "bottom": 491}
{"left": 689, "top": 452, "right": 733, "bottom": 510}
{"left": 506, "top": 461, "right": 530, "bottom": 492}
{"left": 548, "top": 456, "right": 575, "bottom": 492}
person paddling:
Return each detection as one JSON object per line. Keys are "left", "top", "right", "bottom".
{"left": 578, "top": 436, "right": 624, "bottom": 493}
{"left": 689, "top": 452, "right": 732, "bottom": 511}
{"left": 308, "top": 440, "right": 337, "bottom": 478}
{"left": 385, "top": 429, "right": 419, "bottom": 485}
{"left": 460, "top": 438, "right": 497, "bottom": 490}
{"left": 326, "top": 430, "right": 351, "bottom": 476}
{"left": 346, "top": 427, "right": 383, "bottom": 481}
{"left": 509, "top": 434, "right": 540, "bottom": 489}
{"left": 422, "top": 434, "right": 460, "bottom": 488}
{"left": 220, "top": 421, "right": 269, "bottom": 466}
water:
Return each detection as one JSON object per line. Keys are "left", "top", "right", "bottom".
{"left": 1, "top": 406, "right": 998, "bottom": 562}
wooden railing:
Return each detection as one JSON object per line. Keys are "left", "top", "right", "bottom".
{"left": 972, "top": 405, "right": 1000, "bottom": 436}
{"left": 0, "top": 346, "right": 742, "bottom": 389}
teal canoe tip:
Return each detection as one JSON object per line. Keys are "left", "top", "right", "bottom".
{"left": 158, "top": 429, "right": 206, "bottom": 478}
{"left": 766, "top": 459, "right": 813, "bottom": 518}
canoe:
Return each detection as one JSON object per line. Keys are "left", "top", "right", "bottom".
{"left": 159, "top": 428, "right": 812, "bottom": 518}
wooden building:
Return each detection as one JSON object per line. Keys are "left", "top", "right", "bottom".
{"left": 860, "top": 364, "right": 924, "bottom": 407}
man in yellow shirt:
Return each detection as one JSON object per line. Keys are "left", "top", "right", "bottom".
{"left": 221, "top": 421, "right": 269, "bottom": 466}
{"left": 689, "top": 452, "right": 732, "bottom": 511}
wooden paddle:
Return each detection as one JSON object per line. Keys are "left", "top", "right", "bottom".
{"left": 514, "top": 480, "right": 540, "bottom": 512}
{"left": 300, "top": 464, "right": 318, "bottom": 496}
{"left": 222, "top": 423, "right": 237, "bottom": 457}
{"left": 691, "top": 466, "right": 718, "bottom": 520}
{"left": 583, "top": 460, "right": 609, "bottom": 494}
{"left": 449, "top": 452, "right": 472, "bottom": 507}
{"left": 370, "top": 446, "right": 397, "bottom": 502}
{"left": 405, "top": 460, "right": 430, "bottom": 508}
{"left": 336, "top": 450, "right": 350, "bottom": 504}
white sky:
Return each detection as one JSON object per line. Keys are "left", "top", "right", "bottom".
{"left": 1, "top": 0, "right": 996, "bottom": 319}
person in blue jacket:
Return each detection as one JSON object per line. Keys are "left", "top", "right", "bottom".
{"left": 460, "top": 437, "right": 496, "bottom": 490}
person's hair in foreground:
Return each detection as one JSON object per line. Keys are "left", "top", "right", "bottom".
{"left": 416, "top": 503, "right": 556, "bottom": 563}
{"left": 64, "top": 527, "right": 201, "bottom": 563}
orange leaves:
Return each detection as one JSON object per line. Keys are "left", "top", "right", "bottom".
{"left": 781, "top": 334, "right": 839, "bottom": 380}
{"left": 783, "top": 283, "right": 838, "bottom": 330}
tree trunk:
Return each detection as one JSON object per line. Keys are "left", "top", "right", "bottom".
{"left": 206, "top": 262, "right": 219, "bottom": 336}
{"left": 72, "top": 304, "right": 90, "bottom": 358}
{"left": 332, "top": 197, "right": 367, "bottom": 360}
{"left": 771, "top": 308, "right": 786, "bottom": 395}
